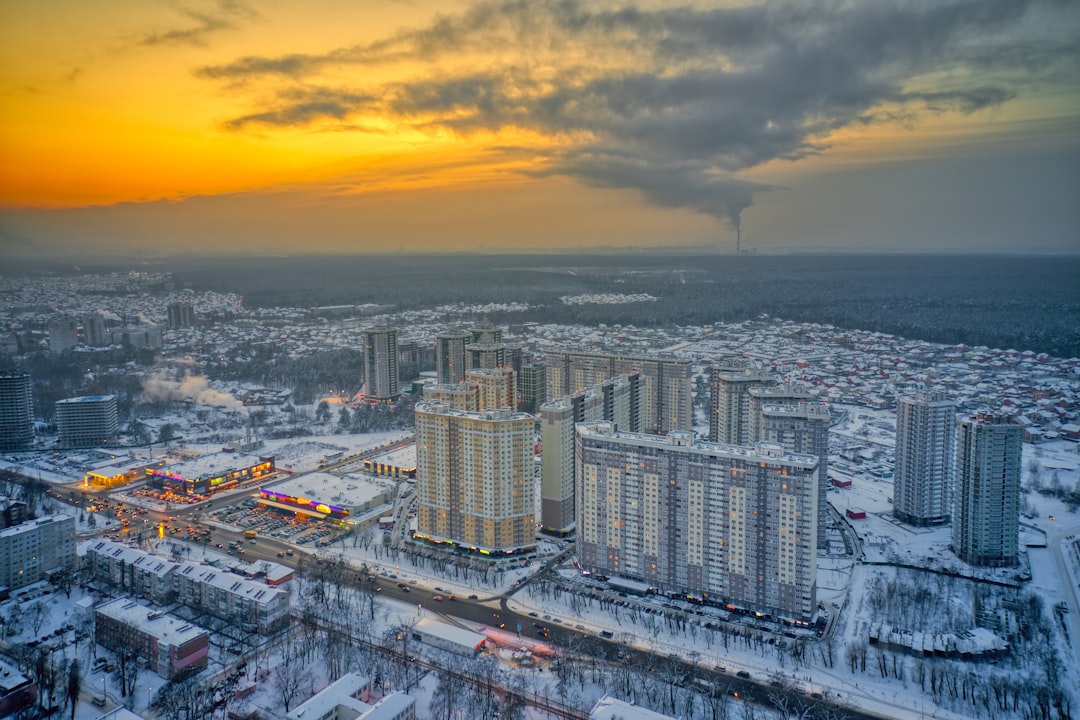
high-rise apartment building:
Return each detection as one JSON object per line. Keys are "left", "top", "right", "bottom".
{"left": 469, "top": 322, "right": 503, "bottom": 344}
{"left": 167, "top": 301, "right": 196, "bottom": 329}
{"left": 363, "top": 327, "right": 400, "bottom": 401}
{"left": 436, "top": 330, "right": 471, "bottom": 384}
{"left": 953, "top": 414, "right": 1022, "bottom": 567}
{"left": 423, "top": 383, "right": 480, "bottom": 412}
{"left": 539, "top": 373, "right": 641, "bottom": 534}
{"left": 747, "top": 384, "right": 815, "bottom": 445}
{"left": 505, "top": 343, "right": 525, "bottom": 377}
{"left": 894, "top": 391, "right": 956, "bottom": 526}
{"left": 519, "top": 362, "right": 548, "bottom": 414}
{"left": 709, "top": 365, "right": 774, "bottom": 444}
{"left": 48, "top": 316, "right": 80, "bottom": 353}
{"left": 759, "top": 402, "right": 831, "bottom": 547}
{"left": 56, "top": 394, "right": 119, "bottom": 449}
{"left": 82, "top": 311, "right": 119, "bottom": 347}
{"left": 467, "top": 367, "right": 517, "bottom": 411}
{"left": 546, "top": 350, "right": 692, "bottom": 434}
{"left": 0, "top": 372, "right": 34, "bottom": 452}
{"left": 576, "top": 424, "right": 818, "bottom": 619}
{"left": 422, "top": 367, "right": 517, "bottom": 413}
{"left": 466, "top": 342, "right": 507, "bottom": 370}
{"left": 415, "top": 402, "right": 536, "bottom": 554}
{"left": 115, "top": 325, "right": 163, "bottom": 350}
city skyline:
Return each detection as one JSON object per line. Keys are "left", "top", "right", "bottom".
{"left": 2, "top": 0, "right": 1078, "bottom": 257}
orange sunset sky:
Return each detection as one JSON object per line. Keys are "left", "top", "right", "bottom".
{"left": 1, "top": 0, "right": 1078, "bottom": 256}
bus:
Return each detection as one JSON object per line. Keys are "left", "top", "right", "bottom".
{"left": 243, "top": 530, "right": 257, "bottom": 539}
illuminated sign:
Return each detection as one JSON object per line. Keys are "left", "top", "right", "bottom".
{"left": 259, "top": 490, "right": 349, "bottom": 517}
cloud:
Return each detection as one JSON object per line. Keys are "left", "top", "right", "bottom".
{"left": 194, "top": 0, "right": 1080, "bottom": 235}
{"left": 139, "top": 0, "right": 258, "bottom": 47}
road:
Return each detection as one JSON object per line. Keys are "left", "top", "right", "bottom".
{"left": 1046, "top": 519, "right": 1080, "bottom": 665}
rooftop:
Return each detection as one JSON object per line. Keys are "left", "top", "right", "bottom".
{"left": 96, "top": 598, "right": 208, "bottom": 645}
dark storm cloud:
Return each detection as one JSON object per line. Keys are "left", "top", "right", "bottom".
{"left": 197, "top": 0, "right": 1079, "bottom": 231}
{"left": 139, "top": 0, "right": 258, "bottom": 47}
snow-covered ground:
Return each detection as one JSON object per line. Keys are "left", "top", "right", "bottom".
{"left": 4, "top": 396, "right": 1080, "bottom": 719}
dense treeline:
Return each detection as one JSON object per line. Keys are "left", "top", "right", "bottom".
{"left": 6, "top": 254, "right": 1079, "bottom": 356}
{"left": 166, "top": 253, "right": 1080, "bottom": 358}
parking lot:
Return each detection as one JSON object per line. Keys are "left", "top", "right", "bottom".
{"left": 209, "top": 500, "right": 344, "bottom": 547}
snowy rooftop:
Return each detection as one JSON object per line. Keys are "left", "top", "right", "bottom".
{"left": 96, "top": 597, "right": 208, "bottom": 645}
{"left": 158, "top": 450, "right": 271, "bottom": 479}
{"left": 415, "top": 616, "right": 487, "bottom": 649}
{"left": 590, "top": 695, "right": 676, "bottom": 720}
{"left": 85, "top": 539, "right": 177, "bottom": 577}
{"left": 286, "top": 673, "right": 370, "bottom": 720}
{"left": 174, "top": 562, "right": 286, "bottom": 605}
{"left": 367, "top": 443, "right": 416, "bottom": 469}
{"left": 56, "top": 394, "right": 115, "bottom": 404}
{"left": 0, "top": 513, "right": 72, "bottom": 539}
{"left": 577, "top": 423, "right": 820, "bottom": 468}
{"left": 0, "top": 657, "right": 31, "bottom": 694}
{"left": 265, "top": 472, "right": 392, "bottom": 509}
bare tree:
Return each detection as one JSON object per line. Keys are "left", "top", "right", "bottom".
{"left": 27, "top": 600, "right": 48, "bottom": 637}
{"left": 273, "top": 637, "right": 313, "bottom": 712}
{"left": 65, "top": 659, "right": 81, "bottom": 720}
{"left": 113, "top": 649, "right": 140, "bottom": 699}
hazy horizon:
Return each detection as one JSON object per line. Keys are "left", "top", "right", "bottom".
{"left": 2, "top": 0, "right": 1078, "bottom": 257}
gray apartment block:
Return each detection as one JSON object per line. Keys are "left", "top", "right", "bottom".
{"left": 894, "top": 391, "right": 956, "bottom": 526}
{"left": 576, "top": 424, "right": 819, "bottom": 620}
{"left": 0, "top": 514, "right": 75, "bottom": 593}
{"left": 953, "top": 414, "right": 1022, "bottom": 567}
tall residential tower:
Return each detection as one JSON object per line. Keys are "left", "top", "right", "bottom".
{"left": 539, "top": 373, "right": 642, "bottom": 534}
{"left": 894, "top": 391, "right": 956, "bottom": 526}
{"left": 709, "top": 365, "right": 774, "bottom": 445}
{"left": 362, "top": 327, "right": 399, "bottom": 402}
{"left": 953, "top": 414, "right": 1022, "bottom": 567}
{"left": 415, "top": 403, "right": 536, "bottom": 554}
{"left": 435, "top": 330, "right": 471, "bottom": 384}
{"left": 0, "top": 372, "right": 33, "bottom": 452}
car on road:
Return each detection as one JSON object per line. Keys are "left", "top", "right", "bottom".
{"left": 468, "top": 594, "right": 478, "bottom": 600}
{"left": 277, "top": 552, "right": 285, "bottom": 557}
{"left": 433, "top": 595, "right": 443, "bottom": 601}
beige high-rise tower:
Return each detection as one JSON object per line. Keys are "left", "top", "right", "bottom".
{"left": 415, "top": 402, "right": 536, "bottom": 554}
